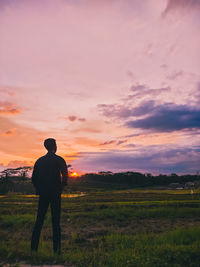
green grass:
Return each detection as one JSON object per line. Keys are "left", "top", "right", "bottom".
{"left": 1, "top": 189, "right": 200, "bottom": 266}
{"left": 1, "top": 228, "right": 200, "bottom": 266}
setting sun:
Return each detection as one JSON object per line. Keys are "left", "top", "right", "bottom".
{"left": 70, "top": 172, "right": 78, "bottom": 177}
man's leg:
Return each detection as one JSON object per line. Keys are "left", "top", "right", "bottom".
{"left": 51, "top": 194, "right": 61, "bottom": 254}
{"left": 31, "top": 195, "right": 49, "bottom": 251}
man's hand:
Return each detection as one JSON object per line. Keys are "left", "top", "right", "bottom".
{"left": 61, "top": 180, "right": 67, "bottom": 190}
{"left": 60, "top": 158, "right": 68, "bottom": 192}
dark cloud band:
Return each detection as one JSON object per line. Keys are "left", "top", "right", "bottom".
{"left": 72, "top": 146, "right": 200, "bottom": 174}
{"left": 126, "top": 104, "right": 200, "bottom": 132}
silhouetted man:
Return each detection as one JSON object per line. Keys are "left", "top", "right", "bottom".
{"left": 31, "top": 138, "right": 68, "bottom": 254}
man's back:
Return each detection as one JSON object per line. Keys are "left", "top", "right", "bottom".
{"left": 31, "top": 138, "right": 68, "bottom": 254}
{"left": 32, "top": 152, "right": 68, "bottom": 196}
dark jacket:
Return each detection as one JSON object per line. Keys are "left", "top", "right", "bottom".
{"left": 32, "top": 152, "right": 68, "bottom": 196}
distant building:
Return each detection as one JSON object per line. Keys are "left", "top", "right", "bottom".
{"left": 184, "top": 182, "right": 195, "bottom": 189}
{"left": 168, "top": 183, "right": 182, "bottom": 189}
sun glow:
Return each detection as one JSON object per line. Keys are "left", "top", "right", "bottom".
{"left": 70, "top": 172, "right": 78, "bottom": 177}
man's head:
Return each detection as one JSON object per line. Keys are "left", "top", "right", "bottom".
{"left": 44, "top": 138, "right": 57, "bottom": 153}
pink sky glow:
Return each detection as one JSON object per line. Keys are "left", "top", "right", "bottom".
{"left": 0, "top": 0, "right": 200, "bottom": 174}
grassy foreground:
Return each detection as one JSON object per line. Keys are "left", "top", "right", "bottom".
{"left": 0, "top": 189, "right": 200, "bottom": 266}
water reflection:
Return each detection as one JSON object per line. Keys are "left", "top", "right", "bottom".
{"left": 22, "top": 195, "right": 39, "bottom": 198}
{"left": 22, "top": 193, "right": 86, "bottom": 198}
{"left": 61, "top": 193, "right": 86, "bottom": 198}
{"left": 1, "top": 202, "right": 33, "bottom": 205}
{"left": 0, "top": 193, "right": 86, "bottom": 199}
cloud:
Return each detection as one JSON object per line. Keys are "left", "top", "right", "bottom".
{"left": 98, "top": 84, "right": 171, "bottom": 120}
{"left": 70, "top": 127, "right": 101, "bottom": 133}
{"left": 72, "top": 146, "right": 200, "bottom": 174}
{"left": 63, "top": 152, "right": 80, "bottom": 162}
{"left": 100, "top": 139, "right": 127, "bottom": 146}
{"left": 0, "top": 101, "right": 22, "bottom": 115}
{"left": 98, "top": 104, "right": 133, "bottom": 118}
{"left": 166, "top": 71, "right": 183, "bottom": 80}
{"left": 0, "top": 86, "right": 15, "bottom": 96}
{"left": 98, "top": 100, "right": 157, "bottom": 119}
{"left": 126, "top": 103, "right": 200, "bottom": 132}
{"left": 100, "top": 140, "right": 116, "bottom": 146}
{"left": 0, "top": 0, "right": 17, "bottom": 10}
{"left": 78, "top": 118, "right": 86, "bottom": 122}
{"left": 125, "top": 144, "right": 137, "bottom": 148}
{"left": 74, "top": 137, "right": 100, "bottom": 147}
{"left": 130, "top": 84, "right": 147, "bottom": 91}
{"left": 66, "top": 115, "right": 86, "bottom": 122}
{"left": 67, "top": 116, "right": 77, "bottom": 122}
{"left": 5, "top": 160, "right": 33, "bottom": 168}
{"left": 0, "top": 160, "right": 33, "bottom": 171}
{"left": 192, "top": 82, "right": 200, "bottom": 103}
{"left": 4, "top": 129, "right": 16, "bottom": 136}
{"left": 163, "top": 0, "right": 200, "bottom": 15}
{"left": 128, "top": 85, "right": 171, "bottom": 100}
{"left": 0, "top": 116, "right": 44, "bottom": 159}
{"left": 117, "top": 140, "right": 127, "bottom": 145}
{"left": 131, "top": 100, "right": 156, "bottom": 116}
{"left": 98, "top": 82, "right": 200, "bottom": 133}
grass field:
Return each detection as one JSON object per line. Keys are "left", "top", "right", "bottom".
{"left": 1, "top": 189, "right": 200, "bottom": 266}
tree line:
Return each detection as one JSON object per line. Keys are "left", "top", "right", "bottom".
{"left": 0, "top": 166, "right": 199, "bottom": 193}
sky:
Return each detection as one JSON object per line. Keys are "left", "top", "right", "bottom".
{"left": 0, "top": 0, "right": 200, "bottom": 174}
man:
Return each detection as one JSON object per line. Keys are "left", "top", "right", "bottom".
{"left": 31, "top": 138, "right": 68, "bottom": 254}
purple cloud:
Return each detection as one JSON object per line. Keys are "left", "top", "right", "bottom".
{"left": 100, "top": 140, "right": 116, "bottom": 146}
{"left": 127, "top": 84, "right": 170, "bottom": 100}
{"left": 126, "top": 103, "right": 200, "bottom": 132}
{"left": 166, "top": 71, "right": 183, "bottom": 80}
{"left": 100, "top": 139, "right": 127, "bottom": 146}
{"left": 99, "top": 95, "right": 200, "bottom": 133}
{"left": 66, "top": 115, "right": 86, "bottom": 122}
{"left": 98, "top": 84, "right": 171, "bottom": 120}
{"left": 98, "top": 104, "right": 133, "bottom": 118}
{"left": 163, "top": 0, "right": 200, "bottom": 15}
{"left": 98, "top": 100, "right": 157, "bottom": 119}
{"left": 72, "top": 146, "right": 200, "bottom": 174}
{"left": 130, "top": 84, "right": 147, "bottom": 91}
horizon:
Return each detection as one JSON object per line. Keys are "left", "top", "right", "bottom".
{"left": 0, "top": 164, "right": 199, "bottom": 177}
{"left": 0, "top": 0, "right": 200, "bottom": 174}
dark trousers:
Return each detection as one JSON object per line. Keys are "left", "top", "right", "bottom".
{"left": 31, "top": 193, "right": 61, "bottom": 253}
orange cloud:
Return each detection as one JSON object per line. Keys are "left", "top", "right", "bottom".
{"left": 70, "top": 127, "right": 101, "bottom": 133}
{"left": 63, "top": 152, "right": 80, "bottom": 162}
{"left": 0, "top": 101, "right": 22, "bottom": 115}
{"left": 4, "top": 129, "right": 16, "bottom": 136}
{"left": 0, "top": 116, "right": 45, "bottom": 162}
{"left": 74, "top": 137, "right": 100, "bottom": 147}
{"left": 0, "top": 160, "right": 34, "bottom": 169}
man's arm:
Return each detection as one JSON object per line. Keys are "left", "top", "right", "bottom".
{"left": 32, "top": 161, "right": 39, "bottom": 193}
{"left": 60, "top": 158, "right": 68, "bottom": 187}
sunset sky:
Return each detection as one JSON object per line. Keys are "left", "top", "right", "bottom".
{"left": 0, "top": 0, "right": 200, "bottom": 174}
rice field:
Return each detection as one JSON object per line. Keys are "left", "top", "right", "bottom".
{"left": 0, "top": 189, "right": 200, "bottom": 266}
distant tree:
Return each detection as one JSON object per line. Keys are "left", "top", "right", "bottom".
{"left": 0, "top": 166, "right": 32, "bottom": 180}
{"left": 98, "top": 171, "right": 113, "bottom": 175}
{"left": 67, "top": 164, "right": 74, "bottom": 176}
{"left": 171, "top": 173, "right": 178, "bottom": 177}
